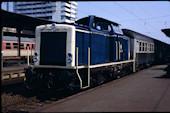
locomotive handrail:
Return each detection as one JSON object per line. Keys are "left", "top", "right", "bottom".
{"left": 89, "top": 60, "right": 134, "bottom": 68}
{"left": 76, "top": 47, "right": 91, "bottom": 89}
{"left": 27, "top": 46, "right": 29, "bottom": 66}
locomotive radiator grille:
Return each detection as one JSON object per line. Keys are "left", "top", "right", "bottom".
{"left": 40, "top": 32, "right": 67, "bottom": 66}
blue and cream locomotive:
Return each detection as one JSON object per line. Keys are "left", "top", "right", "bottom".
{"left": 25, "top": 16, "right": 142, "bottom": 90}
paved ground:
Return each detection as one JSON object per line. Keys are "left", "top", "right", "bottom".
{"left": 32, "top": 65, "right": 170, "bottom": 112}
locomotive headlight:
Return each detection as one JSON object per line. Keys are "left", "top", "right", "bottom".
{"left": 34, "top": 51, "right": 38, "bottom": 56}
{"left": 67, "top": 53, "right": 72, "bottom": 63}
{"left": 33, "top": 51, "right": 39, "bottom": 62}
{"left": 50, "top": 23, "right": 55, "bottom": 29}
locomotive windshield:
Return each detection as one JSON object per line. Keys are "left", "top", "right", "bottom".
{"left": 95, "top": 22, "right": 112, "bottom": 32}
{"left": 111, "top": 24, "right": 123, "bottom": 34}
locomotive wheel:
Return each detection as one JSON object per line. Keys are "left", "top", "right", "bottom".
{"left": 24, "top": 79, "right": 33, "bottom": 90}
{"left": 96, "top": 72, "right": 105, "bottom": 85}
{"left": 24, "top": 67, "right": 35, "bottom": 90}
{"left": 60, "top": 71, "right": 79, "bottom": 93}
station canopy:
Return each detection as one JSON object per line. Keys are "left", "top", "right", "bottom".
{"left": 1, "top": 9, "right": 59, "bottom": 38}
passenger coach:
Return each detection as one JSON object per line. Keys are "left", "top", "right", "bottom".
{"left": 122, "top": 29, "right": 155, "bottom": 71}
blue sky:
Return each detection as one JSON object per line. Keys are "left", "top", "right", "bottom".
{"left": 1, "top": 1, "right": 170, "bottom": 44}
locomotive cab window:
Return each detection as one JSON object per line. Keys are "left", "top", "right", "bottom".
{"left": 96, "top": 24, "right": 102, "bottom": 30}
{"left": 96, "top": 22, "right": 112, "bottom": 32}
{"left": 111, "top": 24, "right": 123, "bottom": 34}
{"left": 6, "top": 43, "right": 11, "bottom": 49}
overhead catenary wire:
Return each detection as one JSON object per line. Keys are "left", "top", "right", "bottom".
{"left": 121, "top": 15, "right": 170, "bottom": 22}
{"left": 112, "top": 1, "right": 165, "bottom": 38}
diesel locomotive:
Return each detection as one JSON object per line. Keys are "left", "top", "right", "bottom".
{"left": 24, "top": 15, "right": 170, "bottom": 91}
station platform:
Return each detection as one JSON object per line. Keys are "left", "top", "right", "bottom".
{"left": 32, "top": 65, "right": 170, "bottom": 112}
{"left": 2, "top": 64, "right": 28, "bottom": 86}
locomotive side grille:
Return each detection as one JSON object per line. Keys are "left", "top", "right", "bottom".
{"left": 40, "top": 32, "right": 67, "bottom": 66}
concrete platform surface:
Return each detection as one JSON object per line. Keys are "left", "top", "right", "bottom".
{"left": 32, "top": 65, "right": 170, "bottom": 112}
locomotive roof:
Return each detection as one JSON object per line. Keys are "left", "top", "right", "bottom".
{"left": 76, "top": 15, "right": 120, "bottom": 26}
{"left": 161, "top": 28, "right": 170, "bottom": 37}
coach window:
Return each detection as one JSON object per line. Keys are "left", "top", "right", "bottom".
{"left": 136, "top": 41, "right": 139, "bottom": 52}
{"left": 148, "top": 43, "right": 150, "bottom": 52}
{"left": 26, "top": 44, "right": 30, "bottom": 50}
{"left": 145, "top": 43, "right": 147, "bottom": 52}
{"left": 151, "top": 44, "right": 154, "bottom": 52}
{"left": 6, "top": 43, "right": 11, "bottom": 49}
{"left": 33, "top": 44, "right": 35, "bottom": 50}
{"left": 31, "top": 44, "right": 34, "bottom": 50}
{"left": 139, "top": 42, "right": 142, "bottom": 51}
{"left": 142, "top": 42, "right": 145, "bottom": 52}
{"left": 20, "top": 43, "right": 24, "bottom": 50}
{"left": 13, "top": 43, "right": 18, "bottom": 50}
{"left": 13, "top": 43, "right": 18, "bottom": 49}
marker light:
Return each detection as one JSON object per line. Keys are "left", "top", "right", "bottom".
{"left": 67, "top": 53, "right": 72, "bottom": 63}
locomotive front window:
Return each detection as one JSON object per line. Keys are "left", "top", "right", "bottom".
{"left": 111, "top": 24, "right": 122, "bottom": 34}
{"left": 40, "top": 32, "right": 67, "bottom": 66}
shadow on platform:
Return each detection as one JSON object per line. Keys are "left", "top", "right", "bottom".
{"left": 151, "top": 67, "right": 166, "bottom": 71}
{"left": 154, "top": 74, "right": 170, "bottom": 79}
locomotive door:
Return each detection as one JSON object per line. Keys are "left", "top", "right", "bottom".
{"left": 116, "top": 36, "right": 122, "bottom": 61}
{"left": 116, "top": 36, "right": 125, "bottom": 61}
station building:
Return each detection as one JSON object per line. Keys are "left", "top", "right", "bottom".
{"left": 13, "top": 1, "right": 78, "bottom": 23}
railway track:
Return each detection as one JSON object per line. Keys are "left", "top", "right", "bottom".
{"left": 2, "top": 92, "right": 48, "bottom": 112}
{"left": 2, "top": 85, "right": 72, "bottom": 113}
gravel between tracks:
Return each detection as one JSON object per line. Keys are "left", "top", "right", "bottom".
{"left": 1, "top": 83, "right": 64, "bottom": 112}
